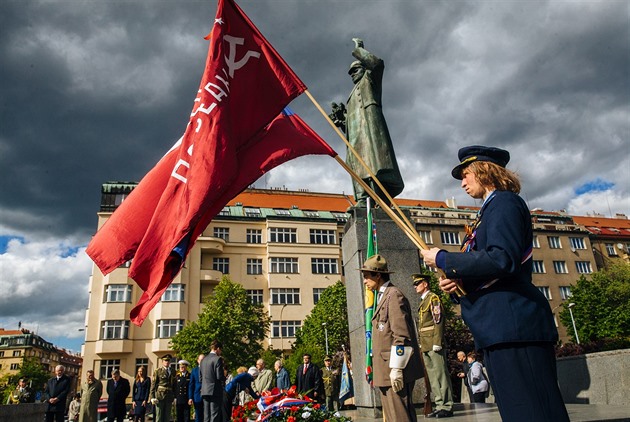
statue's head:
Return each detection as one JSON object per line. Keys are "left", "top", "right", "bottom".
{"left": 348, "top": 60, "right": 365, "bottom": 84}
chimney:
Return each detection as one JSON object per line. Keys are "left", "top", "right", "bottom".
{"left": 445, "top": 197, "right": 457, "bottom": 208}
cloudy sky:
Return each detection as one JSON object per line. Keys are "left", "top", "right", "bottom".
{"left": 1, "top": 0, "right": 628, "bottom": 352}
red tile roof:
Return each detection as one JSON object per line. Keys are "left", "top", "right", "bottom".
{"left": 573, "top": 215, "right": 630, "bottom": 237}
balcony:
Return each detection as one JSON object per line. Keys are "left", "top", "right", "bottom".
{"left": 197, "top": 236, "right": 225, "bottom": 254}
{"left": 152, "top": 338, "right": 174, "bottom": 354}
{"left": 95, "top": 339, "right": 133, "bottom": 354}
{"left": 200, "top": 269, "right": 222, "bottom": 282}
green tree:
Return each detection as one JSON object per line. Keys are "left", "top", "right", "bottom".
{"left": 170, "top": 276, "right": 271, "bottom": 371}
{"left": 559, "top": 261, "right": 630, "bottom": 343}
{"left": 288, "top": 281, "right": 349, "bottom": 376}
{"left": 0, "top": 356, "right": 50, "bottom": 404}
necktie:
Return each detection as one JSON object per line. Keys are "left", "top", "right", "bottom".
{"left": 303, "top": 365, "right": 307, "bottom": 375}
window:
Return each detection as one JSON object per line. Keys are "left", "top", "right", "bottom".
{"left": 431, "top": 212, "right": 445, "bottom": 218}
{"left": 311, "top": 258, "right": 338, "bottom": 274}
{"left": 548, "top": 236, "right": 561, "bottom": 249}
{"left": 247, "top": 289, "right": 264, "bottom": 304}
{"left": 310, "top": 229, "right": 336, "bottom": 244}
{"left": 440, "top": 231, "right": 460, "bottom": 245}
{"left": 313, "top": 288, "right": 325, "bottom": 304}
{"left": 247, "top": 258, "right": 263, "bottom": 275}
{"left": 213, "top": 227, "right": 229, "bottom": 241}
{"left": 162, "top": 284, "right": 185, "bottom": 302}
{"left": 245, "top": 208, "right": 261, "bottom": 217}
{"left": 99, "top": 359, "right": 120, "bottom": 379}
{"left": 10, "top": 363, "right": 20, "bottom": 370}
{"left": 101, "top": 320, "right": 129, "bottom": 340}
{"left": 304, "top": 211, "right": 319, "bottom": 218}
{"left": 213, "top": 257, "right": 230, "bottom": 274}
{"left": 532, "top": 236, "right": 540, "bottom": 249}
{"left": 105, "top": 284, "right": 132, "bottom": 303}
{"left": 218, "top": 207, "right": 230, "bottom": 216}
{"left": 605, "top": 243, "right": 617, "bottom": 256}
{"left": 559, "top": 286, "right": 572, "bottom": 300}
{"left": 270, "top": 257, "right": 298, "bottom": 273}
{"left": 569, "top": 237, "right": 586, "bottom": 250}
{"left": 553, "top": 261, "right": 568, "bottom": 274}
{"left": 575, "top": 261, "right": 592, "bottom": 274}
{"left": 246, "top": 229, "right": 262, "bottom": 244}
{"left": 331, "top": 212, "right": 348, "bottom": 223}
{"left": 532, "top": 260, "right": 546, "bottom": 274}
{"left": 157, "top": 319, "right": 184, "bottom": 338}
{"left": 0, "top": 352, "right": 3, "bottom": 357}
{"left": 537, "top": 286, "right": 552, "bottom": 300}
{"left": 274, "top": 209, "right": 291, "bottom": 216}
{"left": 272, "top": 320, "right": 301, "bottom": 338}
{"left": 271, "top": 288, "right": 300, "bottom": 304}
{"left": 419, "top": 230, "right": 433, "bottom": 244}
{"left": 13, "top": 350, "right": 21, "bottom": 357}
{"left": 269, "top": 227, "right": 297, "bottom": 243}
{"left": 136, "top": 358, "right": 149, "bottom": 373}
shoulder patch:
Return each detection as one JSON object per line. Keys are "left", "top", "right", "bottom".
{"left": 395, "top": 345, "right": 405, "bottom": 356}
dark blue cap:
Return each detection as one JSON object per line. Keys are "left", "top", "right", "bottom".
{"left": 451, "top": 145, "right": 510, "bottom": 179}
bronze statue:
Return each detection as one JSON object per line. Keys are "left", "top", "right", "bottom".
{"left": 330, "top": 38, "right": 404, "bottom": 207}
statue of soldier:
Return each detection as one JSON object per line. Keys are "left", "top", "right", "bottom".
{"left": 330, "top": 38, "right": 404, "bottom": 207}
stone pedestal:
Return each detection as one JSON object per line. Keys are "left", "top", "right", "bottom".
{"left": 342, "top": 207, "right": 426, "bottom": 417}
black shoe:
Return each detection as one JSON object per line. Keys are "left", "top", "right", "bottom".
{"left": 434, "top": 409, "right": 454, "bottom": 418}
{"left": 425, "top": 410, "right": 438, "bottom": 418}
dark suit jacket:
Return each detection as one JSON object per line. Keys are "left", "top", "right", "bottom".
{"left": 46, "top": 374, "right": 71, "bottom": 413}
{"left": 199, "top": 352, "right": 225, "bottom": 397}
{"left": 106, "top": 377, "right": 130, "bottom": 415}
{"left": 442, "top": 191, "right": 558, "bottom": 349}
{"left": 295, "top": 363, "right": 321, "bottom": 398}
{"left": 371, "top": 283, "right": 422, "bottom": 388}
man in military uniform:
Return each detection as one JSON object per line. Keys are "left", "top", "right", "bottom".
{"left": 361, "top": 255, "right": 422, "bottom": 422}
{"left": 9, "top": 378, "right": 35, "bottom": 404}
{"left": 150, "top": 354, "right": 176, "bottom": 422}
{"left": 414, "top": 273, "right": 454, "bottom": 418}
{"left": 176, "top": 360, "right": 191, "bottom": 422}
{"left": 321, "top": 355, "right": 339, "bottom": 412}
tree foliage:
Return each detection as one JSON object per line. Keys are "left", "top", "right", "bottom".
{"left": 558, "top": 261, "right": 630, "bottom": 344}
{"left": 170, "top": 276, "right": 271, "bottom": 371}
{"left": 0, "top": 356, "right": 50, "bottom": 404}
{"left": 287, "top": 281, "right": 349, "bottom": 377}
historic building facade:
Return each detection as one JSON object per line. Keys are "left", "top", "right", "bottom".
{"left": 83, "top": 183, "right": 621, "bottom": 384}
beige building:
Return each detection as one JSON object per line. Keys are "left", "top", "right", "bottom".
{"left": 82, "top": 184, "right": 610, "bottom": 385}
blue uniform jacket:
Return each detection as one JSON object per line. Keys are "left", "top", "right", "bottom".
{"left": 441, "top": 191, "right": 558, "bottom": 349}
{"left": 188, "top": 366, "right": 202, "bottom": 403}
{"left": 225, "top": 373, "right": 259, "bottom": 400}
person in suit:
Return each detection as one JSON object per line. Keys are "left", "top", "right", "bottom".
{"left": 106, "top": 369, "right": 130, "bottom": 422}
{"left": 9, "top": 378, "right": 35, "bottom": 404}
{"left": 79, "top": 369, "right": 103, "bottom": 422}
{"left": 200, "top": 340, "right": 225, "bottom": 422}
{"left": 421, "top": 145, "right": 570, "bottom": 422}
{"left": 131, "top": 366, "right": 151, "bottom": 422}
{"left": 321, "top": 355, "right": 340, "bottom": 412}
{"left": 150, "top": 354, "right": 176, "bottom": 422}
{"left": 253, "top": 359, "right": 274, "bottom": 394}
{"left": 45, "top": 365, "right": 72, "bottom": 422}
{"left": 274, "top": 360, "right": 290, "bottom": 392}
{"left": 413, "top": 273, "right": 454, "bottom": 418}
{"left": 295, "top": 353, "right": 322, "bottom": 401}
{"left": 456, "top": 351, "right": 473, "bottom": 402}
{"left": 189, "top": 354, "right": 205, "bottom": 422}
{"left": 176, "top": 360, "right": 191, "bottom": 422}
{"left": 361, "top": 255, "right": 422, "bottom": 422}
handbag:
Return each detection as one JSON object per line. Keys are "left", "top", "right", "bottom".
{"left": 232, "top": 382, "right": 242, "bottom": 406}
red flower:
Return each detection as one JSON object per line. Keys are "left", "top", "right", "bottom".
{"left": 314, "top": 403, "right": 321, "bottom": 410}
{"left": 271, "top": 387, "right": 280, "bottom": 395}
{"left": 287, "top": 385, "right": 298, "bottom": 397}
{"left": 287, "top": 417, "right": 296, "bottom": 422}
{"left": 290, "top": 405, "right": 299, "bottom": 412}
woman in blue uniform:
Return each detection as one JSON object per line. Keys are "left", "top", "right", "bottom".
{"left": 421, "top": 145, "right": 569, "bottom": 421}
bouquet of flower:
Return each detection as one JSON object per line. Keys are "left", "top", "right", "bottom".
{"left": 231, "top": 386, "right": 352, "bottom": 422}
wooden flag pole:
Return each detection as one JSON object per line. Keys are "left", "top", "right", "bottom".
{"left": 306, "top": 90, "right": 465, "bottom": 295}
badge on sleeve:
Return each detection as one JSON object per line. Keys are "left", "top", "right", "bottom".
{"left": 395, "top": 345, "right": 404, "bottom": 356}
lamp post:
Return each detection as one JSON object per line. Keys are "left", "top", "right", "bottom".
{"left": 279, "top": 304, "right": 287, "bottom": 358}
{"left": 568, "top": 302, "right": 580, "bottom": 344}
{"left": 322, "top": 322, "right": 329, "bottom": 356}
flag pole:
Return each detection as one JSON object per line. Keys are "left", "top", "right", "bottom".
{"left": 307, "top": 90, "right": 465, "bottom": 295}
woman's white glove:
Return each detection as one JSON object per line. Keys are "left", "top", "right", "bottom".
{"left": 432, "top": 345, "right": 442, "bottom": 352}
{"left": 389, "top": 368, "right": 404, "bottom": 393}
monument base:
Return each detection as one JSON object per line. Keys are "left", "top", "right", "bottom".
{"left": 342, "top": 207, "right": 427, "bottom": 413}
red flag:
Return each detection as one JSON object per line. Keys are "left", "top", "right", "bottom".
{"left": 86, "top": 0, "right": 330, "bottom": 325}
{"left": 87, "top": 109, "right": 336, "bottom": 325}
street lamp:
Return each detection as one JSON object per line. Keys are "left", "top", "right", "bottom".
{"left": 322, "top": 322, "right": 329, "bottom": 356}
{"left": 279, "top": 304, "right": 287, "bottom": 358}
{"left": 568, "top": 302, "right": 580, "bottom": 344}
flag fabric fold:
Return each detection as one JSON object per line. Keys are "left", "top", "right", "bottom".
{"left": 339, "top": 353, "right": 353, "bottom": 402}
{"left": 364, "top": 197, "right": 378, "bottom": 385}
{"left": 86, "top": 0, "right": 336, "bottom": 326}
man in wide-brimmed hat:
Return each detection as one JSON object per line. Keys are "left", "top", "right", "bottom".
{"left": 361, "top": 254, "right": 422, "bottom": 422}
